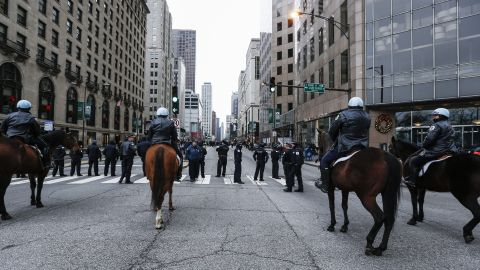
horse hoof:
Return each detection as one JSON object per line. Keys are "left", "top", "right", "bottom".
{"left": 340, "top": 226, "right": 348, "bottom": 233}
{"left": 407, "top": 218, "right": 417, "bottom": 226}
{"left": 169, "top": 207, "right": 175, "bottom": 211}
{"left": 1, "top": 213, "right": 12, "bottom": 220}
{"left": 155, "top": 224, "right": 164, "bottom": 230}
{"left": 327, "top": 225, "right": 335, "bottom": 232}
{"left": 417, "top": 215, "right": 424, "bottom": 222}
{"left": 464, "top": 235, "right": 474, "bottom": 244}
{"left": 36, "top": 202, "right": 44, "bottom": 208}
{"left": 365, "top": 247, "right": 374, "bottom": 256}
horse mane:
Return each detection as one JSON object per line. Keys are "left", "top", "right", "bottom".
{"left": 395, "top": 139, "right": 420, "bottom": 151}
{"left": 40, "top": 130, "right": 66, "bottom": 145}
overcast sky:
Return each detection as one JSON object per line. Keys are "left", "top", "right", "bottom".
{"left": 167, "top": 0, "right": 272, "bottom": 126}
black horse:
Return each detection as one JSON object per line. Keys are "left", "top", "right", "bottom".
{"left": 390, "top": 137, "right": 480, "bottom": 243}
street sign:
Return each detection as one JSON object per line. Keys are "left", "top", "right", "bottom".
{"left": 173, "top": 118, "right": 180, "bottom": 127}
{"left": 304, "top": 83, "right": 325, "bottom": 93}
{"left": 44, "top": 121, "right": 54, "bottom": 131}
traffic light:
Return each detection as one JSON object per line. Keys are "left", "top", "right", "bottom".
{"left": 269, "top": 77, "right": 276, "bottom": 93}
{"left": 172, "top": 86, "right": 179, "bottom": 115}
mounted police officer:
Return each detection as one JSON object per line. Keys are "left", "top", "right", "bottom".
{"left": 119, "top": 135, "right": 137, "bottom": 184}
{"left": 282, "top": 143, "right": 295, "bottom": 192}
{"left": 148, "top": 107, "right": 183, "bottom": 180}
{"left": 270, "top": 145, "right": 282, "bottom": 179}
{"left": 253, "top": 143, "right": 269, "bottom": 181}
{"left": 233, "top": 143, "right": 244, "bottom": 184}
{"left": 404, "top": 108, "right": 457, "bottom": 188}
{"left": 215, "top": 140, "right": 229, "bottom": 177}
{"left": 291, "top": 142, "right": 304, "bottom": 192}
{"left": 0, "top": 100, "right": 50, "bottom": 169}
{"left": 318, "top": 97, "right": 371, "bottom": 193}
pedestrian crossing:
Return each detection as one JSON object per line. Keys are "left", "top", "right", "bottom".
{"left": 9, "top": 174, "right": 292, "bottom": 187}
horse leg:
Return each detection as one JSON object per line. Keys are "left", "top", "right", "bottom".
{"left": 29, "top": 174, "right": 36, "bottom": 206}
{"left": 417, "top": 188, "right": 426, "bottom": 222}
{"left": 168, "top": 190, "right": 175, "bottom": 211}
{"left": 407, "top": 186, "right": 419, "bottom": 225}
{"left": 375, "top": 194, "right": 398, "bottom": 256}
{"left": 455, "top": 195, "right": 480, "bottom": 243}
{"left": 36, "top": 175, "right": 45, "bottom": 208}
{"left": 361, "top": 197, "right": 385, "bottom": 256}
{"left": 327, "top": 188, "right": 336, "bottom": 232}
{"left": 0, "top": 175, "right": 13, "bottom": 220}
{"left": 340, "top": 191, "right": 349, "bottom": 233}
{"left": 155, "top": 208, "right": 164, "bottom": 229}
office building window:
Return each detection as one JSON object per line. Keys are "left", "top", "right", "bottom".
{"left": 38, "top": 0, "right": 47, "bottom": 15}
{"left": 77, "top": 8, "right": 82, "bottom": 22}
{"left": 318, "top": 0, "right": 324, "bottom": 14}
{"left": 288, "top": 80, "right": 293, "bottom": 95}
{"left": 309, "top": 37, "right": 315, "bottom": 62}
{"left": 288, "top": 48, "right": 293, "bottom": 58}
{"left": 52, "top": 30, "right": 58, "bottom": 47}
{"left": 38, "top": 20, "right": 46, "bottom": 39}
{"left": 329, "top": 59, "right": 335, "bottom": 88}
{"left": 277, "top": 82, "right": 282, "bottom": 97}
{"left": 288, "top": 33, "right": 293, "bottom": 43}
{"left": 288, "top": 64, "right": 293, "bottom": 73}
{"left": 288, "top": 18, "right": 293, "bottom": 28}
{"left": 288, "top": 103, "right": 293, "bottom": 111}
{"left": 277, "top": 66, "right": 282, "bottom": 75}
{"left": 66, "top": 40, "right": 72, "bottom": 55}
{"left": 276, "top": 104, "right": 282, "bottom": 115}
{"left": 37, "top": 44, "right": 45, "bottom": 59}
{"left": 277, "top": 51, "right": 282, "bottom": 60}
{"left": 67, "top": 0, "right": 73, "bottom": 14}
{"left": 17, "top": 6, "right": 27, "bottom": 27}
{"left": 328, "top": 16, "right": 335, "bottom": 46}
{"left": 341, "top": 50, "right": 349, "bottom": 84}
{"left": 51, "top": 52, "right": 58, "bottom": 65}
{"left": 52, "top": 7, "right": 59, "bottom": 24}
{"left": 340, "top": 1, "right": 348, "bottom": 34}
{"left": 0, "top": 23, "right": 7, "bottom": 40}
{"left": 277, "top": 22, "right": 282, "bottom": 31}
{"left": 277, "top": 36, "right": 282, "bottom": 46}
{"left": 76, "top": 47, "right": 81, "bottom": 61}
{"left": 16, "top": 33, "right": 26, "bottom": 50}
{"left": 76, "top": 27, "right": 82, "bottom": 41}
{"left": 319, "top": 28, "right": 324, "bottom": 55}
{"left": 0, "top": 0, "right": 8, "bottom": 16}
{"left": 67, "top": 19, "right": 72, "bottom": 34}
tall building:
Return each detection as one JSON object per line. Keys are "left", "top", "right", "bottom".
{"left": 237, "top": 39, "right": 261, "bottom": 142}
{"left": 271, "top": 0, "right": 296, "bottom": 141}
{"left": 201, "top": 82, "right": 212, "bottom": 138}
{"left": 365, "top": 0, "right": 480, "bottom": 149}
{"left": 172, "top": 29, "right": 196, "bottom": 91}
{"left": 0, "top": 0, "right": 149, "bottom": 144}
{"left": 184, "top": 89, "right": 201, "bottom": 139}
{"left": 231, "top": 92, "right": 239, "bottom": 118}
{"left": 145, "top": 0, "right": 173, "bottom": 121}
{"left": 173, "top": 57, "right": 186, "bottom": 129}
{"left": 211, "top": 110, "right": 217, "bottom": 136}
{"left": 259, "top": 32, "right": 273, "bottom": 141}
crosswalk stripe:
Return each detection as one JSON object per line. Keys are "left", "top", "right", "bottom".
{"left": 195, "top": 175, "right": 211, "bottom": 185}
{"left": 270, "top": 176, "right": 286, "bottom": 186}
{"left": 10, "top": 180, "right": 30, "bottom": 186}
{"left": 45, "top": 175, "right": 81, "bottom": 184}
{"left": 101, "top": 176, "right": 122, "bottom": 184}
{"left": 223, "top": 177, "right": 233, "bottom": 185}
{"left": 68, "top": 175, "right": 105, "bottom": 184}
{"left": 246, "top": 175, "right": 268, "bottom": 186}
{"left": 134, "top": 177, "right": 149, "bottom": 184}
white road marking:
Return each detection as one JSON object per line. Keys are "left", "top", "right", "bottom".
{"left": 68, "top": 175, "right": 106, "bottom": 184}
{"left": 223, "top": 177, "right": 233, "bottom": 185}
{"left": 195, "top": 175, "right": 211, "bottom": 185}
{"left": 45, "top": 175, "right": 81, "bottom": 184}
{"left": 134, "top": 177, "right": 149, "bottom": 184}
{"left": 270, "top": 176, "right": 286, "bottom": 186}
{"left": 101, "top": 177, "right": 122, "bottom": 184}
{"left": 10, "top": 180, "right": 30, "bottom": 186}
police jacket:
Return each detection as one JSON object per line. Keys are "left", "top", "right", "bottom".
{"left": 328, "top": 107, "right": 371, "bottom": 153}
{"left": 186, "top": 145, "right": 202, "bottom": 161}
{"left": 148, "top": 117, "right": 178, "bottom": 145}
{"left": 422, "top": 119, "right": 457, "bottom": 158}
{"left": 253, "top": 148, "right": 269, "bottom": 163}
{"left": 292, "top": 148, "right": 304, "bottom": 166}
{"left": 200, "top": 146, "right": 207, "bottom": 161}
{"left": 103, "top": 143, "right": 119, "bottom": 159}
{"left": 216, "top": 145, "right": 229, "bottom": 157}
{"left": 282, "top": 149, "right": 294, "bottom": 166}
{"left": 137, "top": 140, "right": 151, "bottom": 159}
{"left": 87, "top": 143, "right": 102, "bottom": 160}
{"left": 271, "top": 149, "right": 281, "bottom": 161}
{"left": 234, "top": 147, "right": 242, "bottom": 163}
{"left": 52, "top": 146, "right": 66, "bottom": 161}
{"left": 121, "top": 141, "right": 136, "bottom": 157}
{"left": 70, "top": 147, "right": 83, "bottom": 161}
{"left": 0, "top": 111, "right": 40, "bottom": 143}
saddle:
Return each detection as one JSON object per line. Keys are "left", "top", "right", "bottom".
{"left": 418, "top": 155, "right": 452, "bottom": 177}
{"left": 332, "top": 150, "right": 361, "bottom": 167}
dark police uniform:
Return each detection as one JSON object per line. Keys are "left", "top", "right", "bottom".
{"left": 148, "top": 116, "right": 182, "bottom": 178}
{"left": 199, "top": 143, "right": 207, "bottom": 178}
{"left": 70, "top": 145, "right": 83, "bottom": 176}
{"left": 87, "top": 141, "right": 102, "bottom": 176}
{"left": 103, "top": 140, "right": 119, "bottom": 176}
{"left": 215, "top": 143, "right": 229, "bottom": 177}
{"left": 270, "top": 147, "right": 282, "bottom": 179}
{"left": 136, "top": 138, "right": 151, "bottom": 176}
{"left": 292, "top": 144, "right": 304, "bottom": 192}
{"left": 186, "top": 144, "right": 202, "bottom": 181}
{"left": 253, "top": 146, "right": 269, "bottom": 181}
{"left": 119, "top": 138, "right": 136, "bottom": 184}
{"left": 407, "top": 119, "right": 457, "bottom": 185}
{"left": 282, "top": 145, "right": 295, "bottom": 192}
{"left": 52, "top": 145, "right": 66, "bottom": 177}
{"left": 233, "top": 144, "right": 244, "bottom": 184}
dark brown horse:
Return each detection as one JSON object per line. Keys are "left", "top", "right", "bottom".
{"left": 0, "top": 130, "right": 77, "bottom": 220}
{"left": 145, "top": 144, "right": 179, "bottom": 229}
{"left": 390, "top": 137, "right": 480, "bottom": 243}
{"left": 326, "top": 147, "right": 402, "bottom": 256}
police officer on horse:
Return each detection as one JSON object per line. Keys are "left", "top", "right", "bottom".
{"left": 318, "top": 97, "right": 371, "bottom": 193}
{"left": 0, "top": 100, "right": 50, "bottom": 169}
{"left": 404, "top": 108, "right": 457, "bottom": 188}
{"left": 148, "top": 107, "right": 183, "bottom": 180}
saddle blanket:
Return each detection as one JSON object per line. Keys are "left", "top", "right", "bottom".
{"left": 332, "top": 150, "right": 361, "bottom": 167}
{"left": 419, "top": 155, "right": 452, "bottom": 177}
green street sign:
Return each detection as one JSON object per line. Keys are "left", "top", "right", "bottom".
{"left": 304, "top": 83, "right": 325, "bottom": 93}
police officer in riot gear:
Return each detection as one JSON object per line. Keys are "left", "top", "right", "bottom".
{"left": 233, "top": 143, "right": 244, "bottom": 184}
{"left": 1, "top": 100, "right": 50, "bottom": 169}
{"left": 291, "top": 142, "right": 304, "bottom": 192}
{"left": 404, "top": 108, "right": 457, "bottom": 187}
{"left": 215, "top": 140, "right": 229, "bottom": 177}
{"left": 270, "top": 145, "right": 282, "bottom": 179}
{"left": 318, "top": 97, "right": 371, "bottom": 193}
{"left": 282, "top": 143, "right": 295, "bottom": 192}
{"left": 253, "top": 143, "right": 269, "bottom": 181}
{"left": 148, "top": 107, "right": 183, "bottom": 179}
{"left": 119, "top": 135, "right": 137, "bottom": 184}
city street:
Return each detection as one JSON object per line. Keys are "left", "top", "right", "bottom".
{"left": 0, "top": 148, "right": 479, "bottom": 269}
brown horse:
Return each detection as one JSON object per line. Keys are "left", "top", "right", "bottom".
{"left": 390, "top": 137, "right": 480, "bottom": 243}
{"left": 145, "top": 144, "right": 179, "bottom": 229}
{"left": 0, "top": 130, "right": 77, "bottom": 220}
{"left": 320, "top": 133, "right": 402, "bottom": 256}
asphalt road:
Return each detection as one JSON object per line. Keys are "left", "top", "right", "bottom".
{"left": 0, "top": 147, "right": 479, "bottom": 269}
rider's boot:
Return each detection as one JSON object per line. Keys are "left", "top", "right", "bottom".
{"left": 316, "top": 168, "right": 330, "bottom": 193}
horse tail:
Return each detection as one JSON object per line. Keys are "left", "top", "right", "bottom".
{"left": 383, "top": 152, "right": 403, "bottom": 225}
{"left": 151, "top": 146, "right": 165, "bottom": 210}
